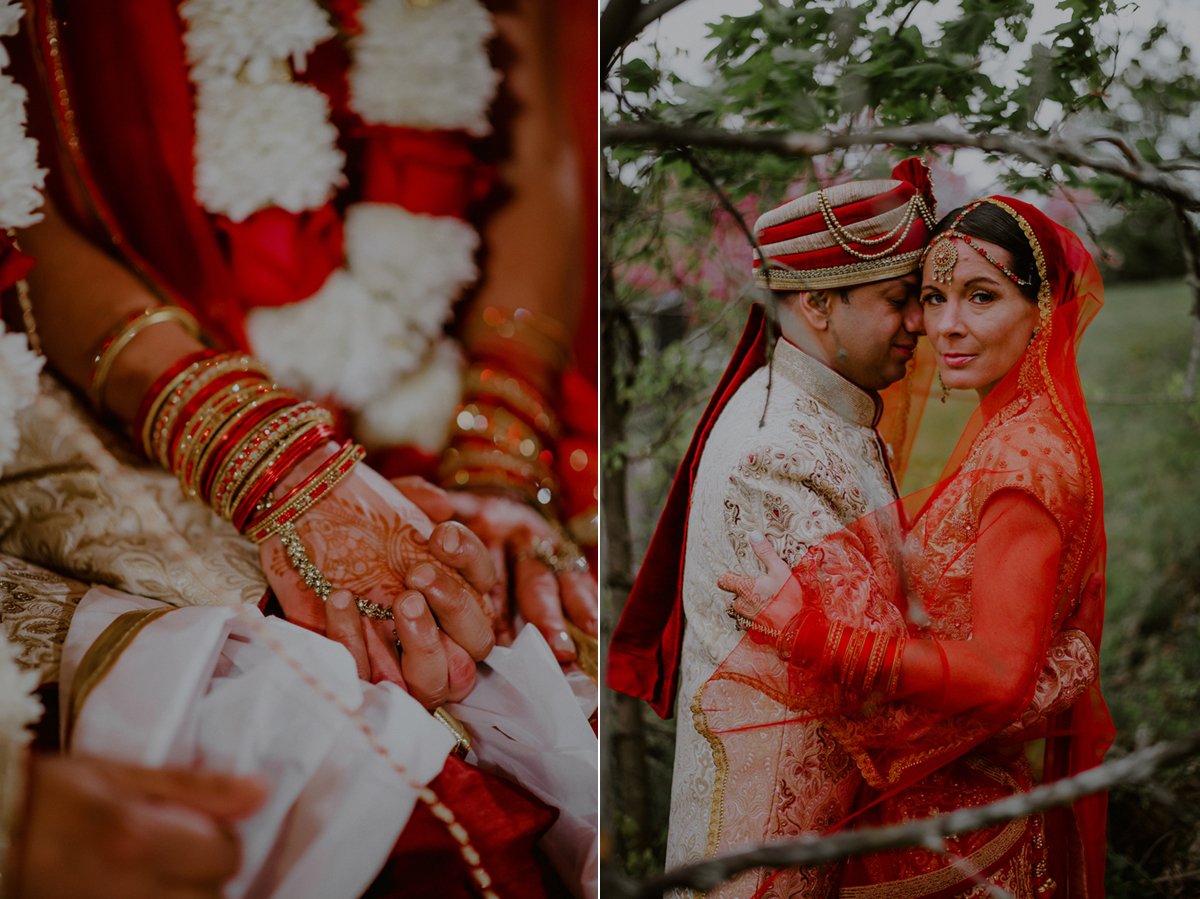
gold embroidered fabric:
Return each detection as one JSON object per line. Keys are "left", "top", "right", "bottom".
{"left": 0, "top": 377, "right": 267, "bottom": 610}
{"left": 667, "top": 340, "right": 897, "bottom": 899}
{"left": 0, "top": 555, "right": 88, "bottom": 685}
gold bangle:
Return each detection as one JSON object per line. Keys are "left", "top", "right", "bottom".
{"left": 225, "top": 418, "right": 330, "bottom": 523}
{"left": 247, "top": 442, "right": 365, "bottom": 545}
{"left": 463, "top": 367, "right": 561, "bottom": 442}
{"left": 189, "top": 388, "right": 291, "bottom": 500}
{"left": 170, "top": 377, "right": 269, "bottom": 493}
{"left": 464, "top": 306, "right": 571, "bottom": 373}
{"left": 151, "top": 354, "right": 270, "bottom": 466}
{"left": 452, "top": 402, "right": 547, "bottom": 460}
{"left": 216, "top": 406, "right": 332, "bottom": 520}
{"left": 90, "top": 307, "right": 201, "bottom": 415}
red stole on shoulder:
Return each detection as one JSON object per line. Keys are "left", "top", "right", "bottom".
{"left": 606, "top": 305, "right": 770, "bottom": 719}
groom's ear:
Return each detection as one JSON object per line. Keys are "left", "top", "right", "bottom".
{"left": 794, "top": 289, "right": 833, "bottom": 331}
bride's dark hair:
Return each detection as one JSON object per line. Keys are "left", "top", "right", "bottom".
{"left": 930, "top": 202, "right": 1042, "bottom": 302}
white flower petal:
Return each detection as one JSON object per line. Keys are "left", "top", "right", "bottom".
{"left": 0, "top": 74, "right": 45, "bottom": 230}
{"left": 180, "top": 0, "right": 334, "bottom": 81}
{"left": 350, "top": 0, "right": 497, "bottom": 135}
{"left": 193, "top": 80, "right": 345, "bottom": 221}
{"left": 355, "top": 338, "right": 463, "bottom": 452}
{"left": 246, "top": 270, "right": 431, "bottom": 408}
{"left": 0, "top": 323, "right": 45, "bottom": 474}
{"left": 345, "top": 203, "right": 478, "bottom": 338}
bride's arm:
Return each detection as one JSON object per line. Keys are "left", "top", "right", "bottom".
{"left": 893, "top": 489, "right": 1061, "bottom": 719}
{"left": 722, "top": 489, "right": 1064, "bottom": 721}
{"left": 15, "top": 200, "right": 491, "bottom": 705}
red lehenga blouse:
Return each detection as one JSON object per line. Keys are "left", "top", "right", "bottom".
{"left": 712, "top": 198, "right": 1114, "bottom": 899}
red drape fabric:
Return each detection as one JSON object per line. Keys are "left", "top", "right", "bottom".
{"left": 605, "top": 305, "right": 769, "bottom": 718}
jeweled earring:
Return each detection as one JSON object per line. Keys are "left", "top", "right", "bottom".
{"left": 938, "top": 371, "right": 950, "bottom": 403}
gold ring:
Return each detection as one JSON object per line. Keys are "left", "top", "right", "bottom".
{"left": 516, "top": 538, "right": 589, "bottom": 575}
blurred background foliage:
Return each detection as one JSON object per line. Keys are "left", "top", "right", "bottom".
{"left": 601, "top": 0, "right": 1200, "bottom": 895}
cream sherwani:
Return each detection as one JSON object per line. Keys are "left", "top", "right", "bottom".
{"left": 666, "top": 338, "right": 897, "bottom": 899}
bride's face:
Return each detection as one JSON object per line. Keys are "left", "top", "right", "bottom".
{"left": 920, "top": 237, "right": 1040, "bottom": 400}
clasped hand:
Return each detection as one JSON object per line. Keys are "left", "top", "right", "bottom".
{"left": 260, "top": 454, "right": 496, "bottom": 709}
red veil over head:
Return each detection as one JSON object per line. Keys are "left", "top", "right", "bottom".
{"left": 706, "top": 198, "right": 1113, "bottom": 898}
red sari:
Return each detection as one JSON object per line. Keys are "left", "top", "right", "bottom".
{"left": 715, "top": 199, "right": 1114, "bottom": 898}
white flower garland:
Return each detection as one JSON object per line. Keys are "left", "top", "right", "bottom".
{"left": 0, "top": 2, "right": 47, "bottom": 876}
{"left": 0, "top": 0, "right": 46, "bottom": 230}
{"left": 182, "top": 0, "right": 495, "bottom": 446}
{"left": 350, "top": 0, "right": 498, "bottom": 136}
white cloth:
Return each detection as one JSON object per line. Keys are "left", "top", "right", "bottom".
{"left": 61, "top": 586, "right": 455, "bottom": 899}
{"left": 60, "top": 587, "right": 599, "bottom": 899}
{"left": 449, "top": 624, "right": 599, "bottom": 899}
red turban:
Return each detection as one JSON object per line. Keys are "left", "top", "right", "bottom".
{"left": 752, "top": 159, "right": 937, "bottom": 291}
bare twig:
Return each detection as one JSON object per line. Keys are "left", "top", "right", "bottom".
{"left": 601, "top": 727, "right": 1200, "bottom": 898}
{"left": 630, "top": 0, "right": 693, "bottom": 37}
{"left": 893, "top": 0, "right": 923, "bottom": 38}
{"left": 601, "top": 121, "right": 1200, "bottom": 209}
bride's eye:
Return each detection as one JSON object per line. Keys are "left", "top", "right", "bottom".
{"left": 920, "top": 292, "right": 944, "bottom": 306}
{"left": 969, "top": 290, "right": 996, "bottom": 305}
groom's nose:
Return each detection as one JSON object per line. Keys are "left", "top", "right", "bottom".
{"left": 902, "top": 296, "right": 925, "bottom": 336}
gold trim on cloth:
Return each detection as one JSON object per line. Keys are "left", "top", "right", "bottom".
{"left": 566, "top": 620, "right": 598, "bottom": 686}
{"left": 754, "top": 250, "right": 924, "bottom": 292}
{"left": 692, "top": 686, "right": 729, "bottom": 858}
{"left": 839, "top": 815, "right": 1029, "bottom": 899}
{"left": 65, "top": 607, "right": 175, "bottom": 751}
{"left": 753, "top": 179, "right": 908, "bottom": 232}
{"left": 772, "top": 339, "right": 879, "bottom": 428}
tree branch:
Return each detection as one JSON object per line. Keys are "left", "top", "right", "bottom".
{"left": 601, "top": 728, "right": 1200, "bottom": 899}
{"left": 601, "top": 0, "right": 648, "bottom": 79}
{"left": 630, "top": 0, "right": 694, "bottom": 37}
{"left": 601, "top": 0, "right": 694, "bottom": 78}
{"left": 601, "top": 121, "right": 1200, "bottom": 209}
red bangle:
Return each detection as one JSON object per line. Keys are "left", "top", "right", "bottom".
{"left": 198, "top": 396, "right": 296, "bottom": 503}
{"left": 232, "top": 426, "right": 334, "bottom": 531}
{"left": 242, "top": 438, "right": 360, "bottom": 541}
{"left": 132, "top": 349, "right": 218, "bottom": 455}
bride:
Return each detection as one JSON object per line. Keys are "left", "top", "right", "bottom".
{"left": 718, "top": 197, "right": 1114, "bottom": 899}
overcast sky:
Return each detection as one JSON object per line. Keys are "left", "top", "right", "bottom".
{"left": 617, "top": 0, "right": 1200, "bottom": 201}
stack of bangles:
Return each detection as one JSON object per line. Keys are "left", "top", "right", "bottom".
{"left": 132, "top": 346, "right": 363, "bottom": 537}
{"left": 129, "top": 346, "right": 395, "bottom": 618}
{"left": 439, "top": 364, "right": 562, "bottom": 516}
{"left": 731, "top": 607, "right": 906, "bottom": 699}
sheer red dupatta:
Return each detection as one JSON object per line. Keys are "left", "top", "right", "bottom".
{"left": 709, "top": 200, "right": 1113, "bottom": 898}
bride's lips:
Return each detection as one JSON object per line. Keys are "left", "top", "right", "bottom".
{"left": 942, "top": 352, "right": 977, "bottom": 368}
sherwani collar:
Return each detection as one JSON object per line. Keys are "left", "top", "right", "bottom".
{"left": 772, "top": 337, "right": 882, "bottom": 428}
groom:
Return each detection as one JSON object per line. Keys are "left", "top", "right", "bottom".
{"left": 607, "top": 161, "right": 937, "bottom": 896}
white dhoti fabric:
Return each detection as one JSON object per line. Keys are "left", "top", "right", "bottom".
{"left": 60, "top": 586, "right": 598, "bottom": 899}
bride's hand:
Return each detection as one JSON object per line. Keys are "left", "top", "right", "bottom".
{"left": 393, "top": 478, "right": 598, "bottom": 662}
{"left": 260, "top": 451, "right": 495, "bottom": 709}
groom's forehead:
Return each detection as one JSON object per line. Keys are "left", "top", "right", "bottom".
{"left": 847, "top": 272, "right": 920, "bottom": 303}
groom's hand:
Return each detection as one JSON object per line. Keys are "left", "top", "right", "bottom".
{"left": 719, "top": 531, "right": 792, "bottom": 615}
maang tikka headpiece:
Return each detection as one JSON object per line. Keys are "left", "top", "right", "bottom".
{"left": 922, "top": 201, "right": 1033, "bottom": 289}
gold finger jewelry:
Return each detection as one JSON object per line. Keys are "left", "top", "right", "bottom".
{"left": 278, "top": 522, "right": 396, "bottom": 624}
{"left": 516, "top": 537, "right": 589, "bottom": 574}
{"left": 356, "top": 596, "right": 394, "bottom": 620}
{"left": 434, "top": 707, "right": 472, "bottom": 759}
